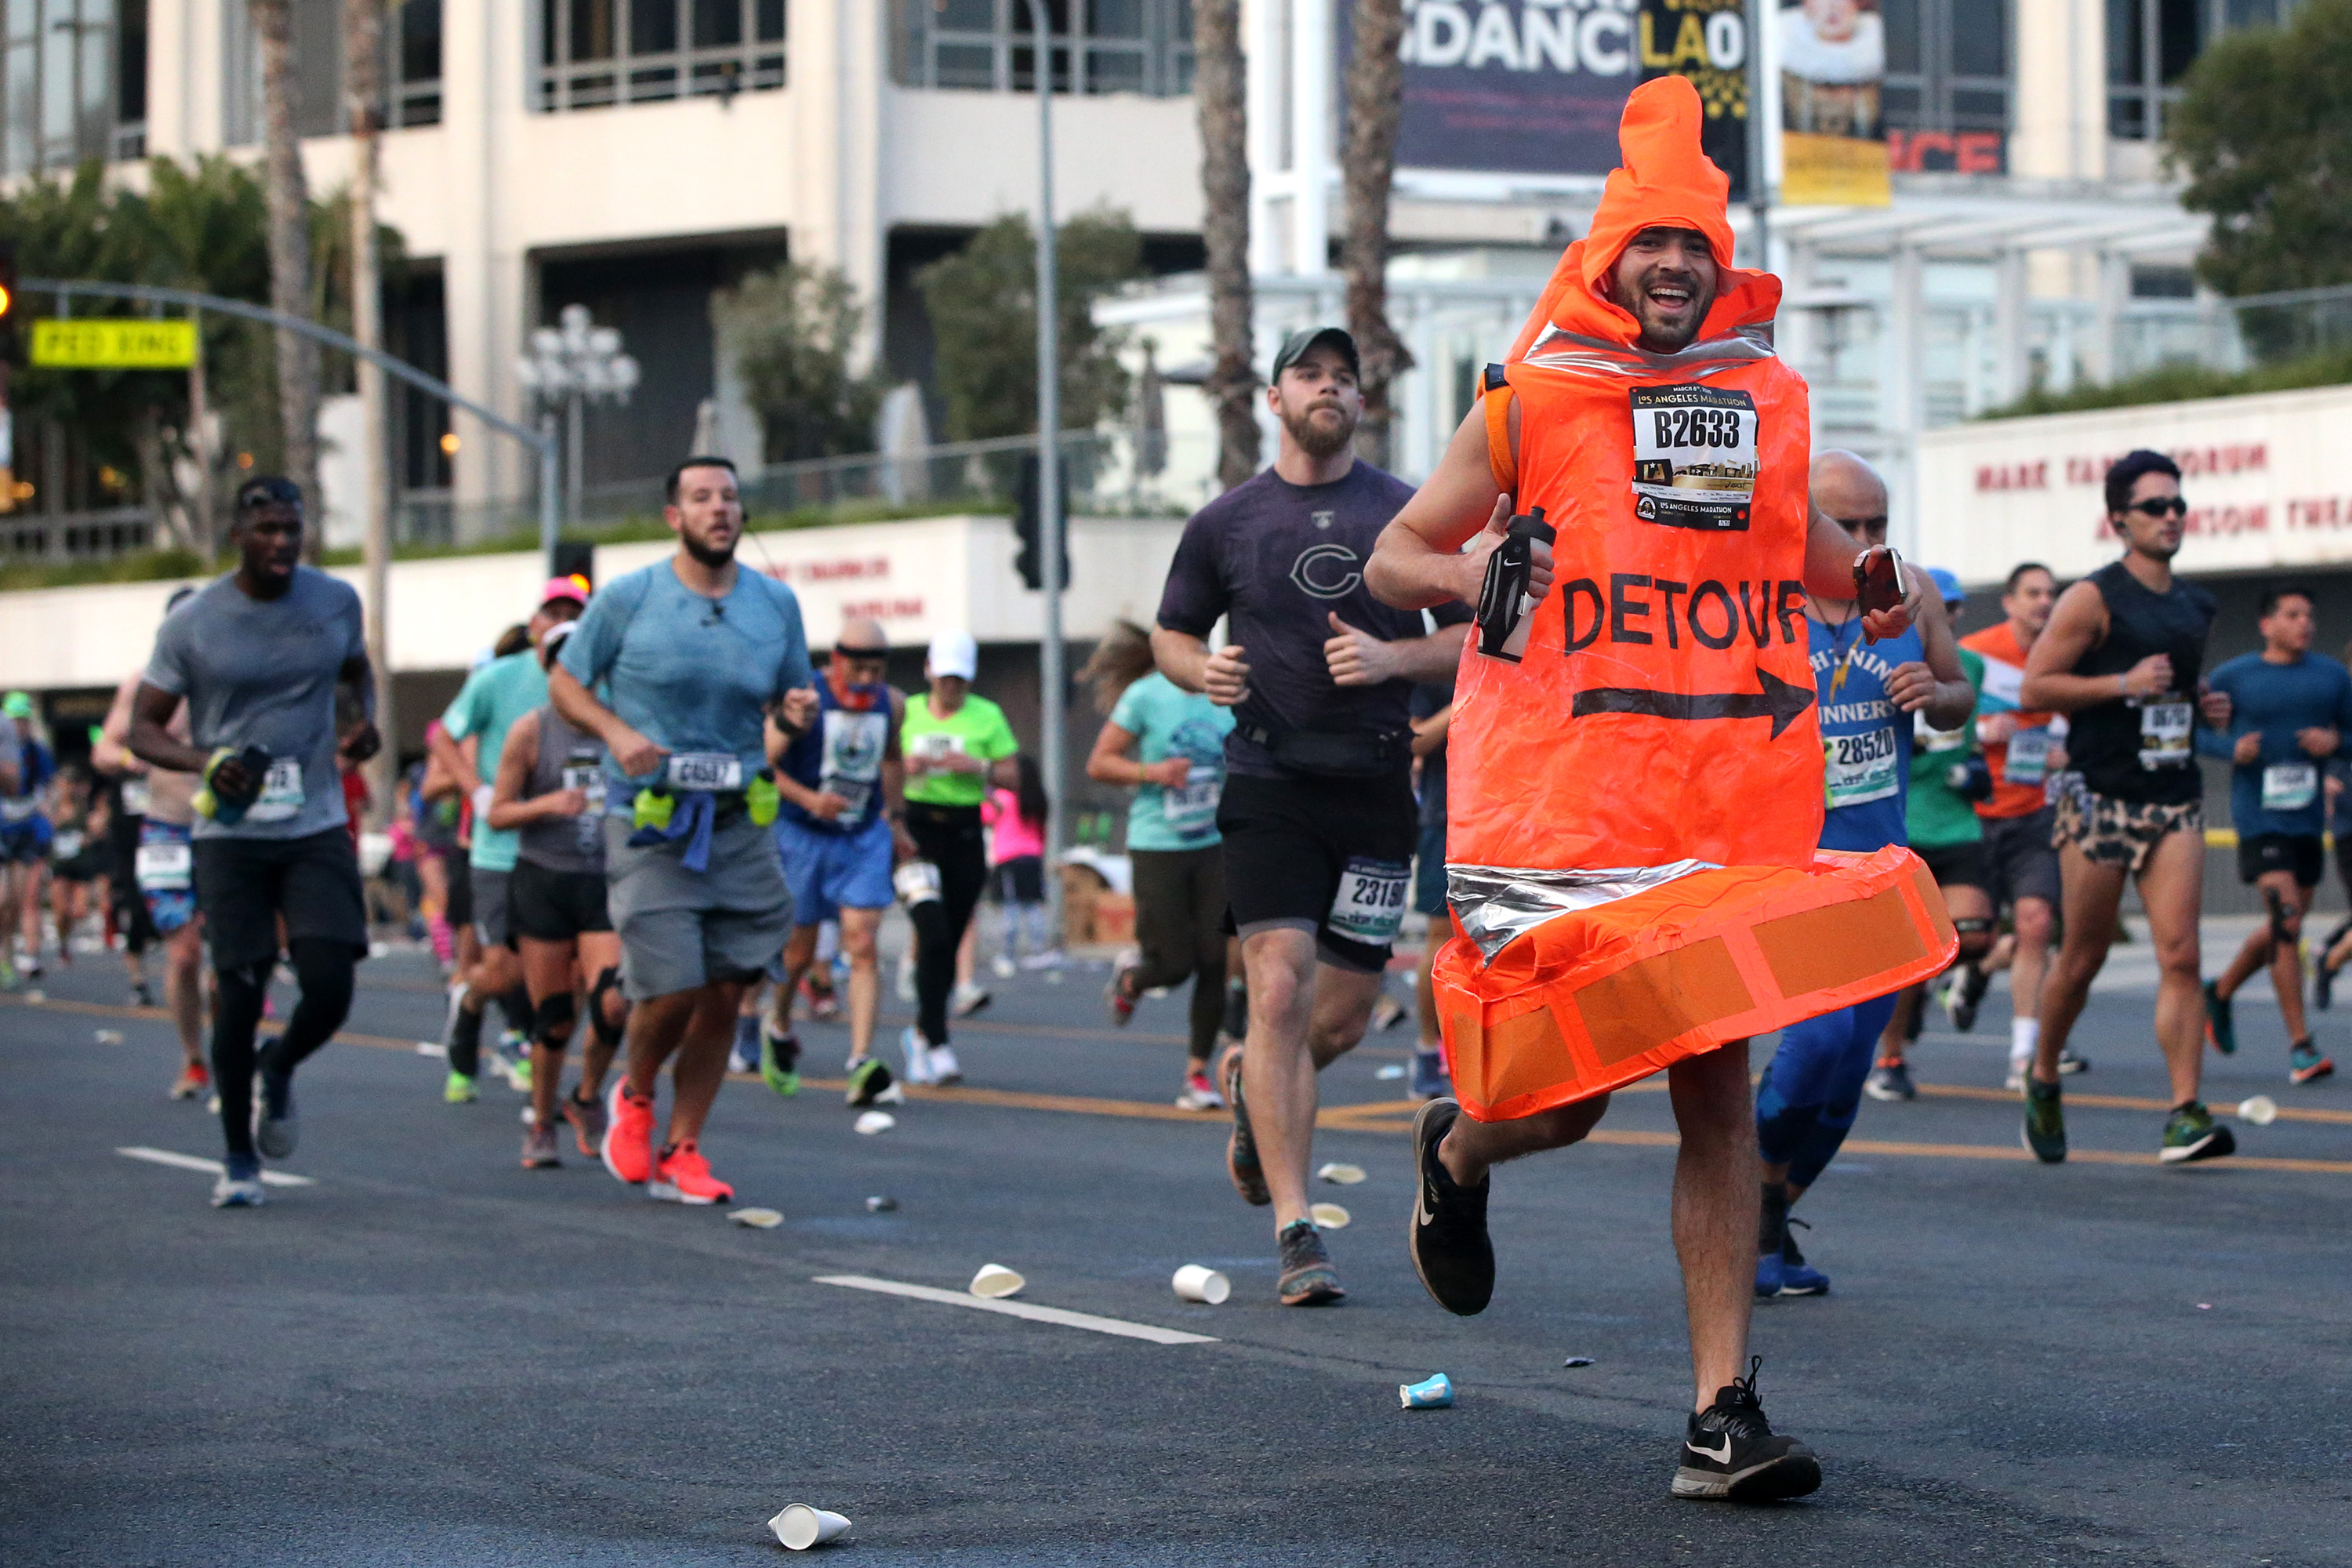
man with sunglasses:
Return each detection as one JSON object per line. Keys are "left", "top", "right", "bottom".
{"left": 2018, "top": 450, "right": 2234, "bottom": 1164}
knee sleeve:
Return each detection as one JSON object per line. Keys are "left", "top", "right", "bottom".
{"left": 589, "top": 966, "right": 626, "bottom": 1049}
{"left": 534, "top": 990, "right": 577, "bottom": 1049}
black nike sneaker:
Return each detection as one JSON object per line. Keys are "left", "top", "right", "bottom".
{"left": 1408, "top": 1098, "right": 1493, "bottom": 1316}
{"left": 1671, "top": 1358, "right": 1822, "bottom": 1501}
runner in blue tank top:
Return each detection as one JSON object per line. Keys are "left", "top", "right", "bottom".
{"left": 1755, "top": 453, "right": 1976, "bottom": 1298}
{"left": 764, "top": 616, "right": 913, "bottom": 1103}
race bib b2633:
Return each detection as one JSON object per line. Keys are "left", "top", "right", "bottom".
{"left": 1629, "top": 385, "right": 1759, "bottom": 533}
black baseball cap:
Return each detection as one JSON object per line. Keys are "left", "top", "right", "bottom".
{"left": 1269, "top": 325, "right": 1359, "bottom": 382}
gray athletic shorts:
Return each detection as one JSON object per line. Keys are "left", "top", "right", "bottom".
{"left": 471, "top": 867, "right": 513, "bottom": 949}
{"left": 603, "top": 811, "right": 794, "bottom": 1001}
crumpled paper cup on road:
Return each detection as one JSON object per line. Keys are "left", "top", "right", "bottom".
{"left": 853, "top": 1110, "right": 896, "bottom": 1135}
{"left": 1317, "top": 1163, "right": 1366, "bottom": 1185}
{"left": 1399, "top": 1373, "right": 1454, "bottom": 1409}
{"left": 768, "top": 1504, "right": 851, "bottom": 1549}
{"left": 969, "top": 1263, "right": 1025, "bottom": 1298}
{"left": 2236, "top": 1094, "right": 2278, "bottom": 1127}
{"left": 1309, "top": 1203, "right": 1351, "bottom": 1230}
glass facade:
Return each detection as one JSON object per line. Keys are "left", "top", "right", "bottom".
{"left": 535, "top": 0, "right": 787, "bottom": 112}
{"left": 2109, "top": 0, "right": 2303, "bottom": 139}
{"left": 1882, "top": 0, "right": 2009, "bottom": 172}
{"left": 2, "top": 0, "right": 142, "bottom": 175}
{"left": 894, "top": 0, "right": 1196, "bottom": 96}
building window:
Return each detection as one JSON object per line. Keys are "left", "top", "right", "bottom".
{"left": 1882, "top": 0, "right": 2009, "bottom": 172}
{"left": 2, "top": 0, "right": 143, "bottom": 174}
{"left": 536, "top": 0, "right": 786, "bottom": 113}
{"left": 895, "top": 0, "right": 1196, "bottom": 96}
{"left": 2109, "top": 0, "right": 2303, "bottom": 140}
{"left": 394, "top": 0, "right": 441, "bottom": 126}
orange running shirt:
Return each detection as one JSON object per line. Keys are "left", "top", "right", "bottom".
{"left": 1959, "top": 622, "right": 2058, "bottom": 820}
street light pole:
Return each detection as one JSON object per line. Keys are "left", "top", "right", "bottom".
{"left": 1032, "top": 0, "right": 1067, "bottom": 932}
{"left": 517, "top": 304, "right": 638, "bottom": 553}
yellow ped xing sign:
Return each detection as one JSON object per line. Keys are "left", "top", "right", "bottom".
{"left": 31, "top": 318, "right": 198, "bottom": 368}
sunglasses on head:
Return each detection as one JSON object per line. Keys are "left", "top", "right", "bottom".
{"left": 2126, "top": 496, "right": 2188, "bottom": 518}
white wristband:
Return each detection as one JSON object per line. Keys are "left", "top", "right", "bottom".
{"left": 473, "top": 782, "right": 495, "bottom": 818}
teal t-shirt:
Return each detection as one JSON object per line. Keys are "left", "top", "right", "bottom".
{"left": 441, "top": 651, "right": 550, "bottom": 871}
{"left": 1110, "top": 673, "right": 1235, "bottom": 851}
{"left": 1905, "top": 646, "right": 1986, "bottom": 850}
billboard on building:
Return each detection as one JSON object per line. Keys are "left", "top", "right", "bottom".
{"left": 1635, "top": 0, "right": 1752, "bottom": 205}
{"left": 1777, "top": 0, "right": 1890, "bottom": 205}
{"left": 1915, "top": 386, "right": 2352, "bottom": 585}
{"left": 1391, "top": 0, "right": 1640, "bottom": 176}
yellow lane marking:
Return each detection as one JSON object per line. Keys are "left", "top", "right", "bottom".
{"left": 1911, "top": 1080, "right": 2352, "bottom": 1127}
{"left": 16, "top": 993, "right": 2347, "bottom": 1173}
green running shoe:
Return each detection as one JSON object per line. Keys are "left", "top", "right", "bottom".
{"left": 2202, "top": 980, "right": 2237, "bottom": 1055}
{"left": 2161, "top": 1102, "right": 2236, "bottom": 1164}
{"left": 844, "top": 1055, "right": 894, "bottom": 1107}
{"left": 761, "top": 1022, "right": 802, "bottom": 1098}
{"left": 2021, "top": 1076, "right": 2066, "bottom": 1163}
{"left": 444, "top": 1070, "right": 479, "bottom": 1105}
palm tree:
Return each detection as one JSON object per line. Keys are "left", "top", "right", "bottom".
{"left": 1192, "top": 0, "right": 1258, "bottom": 489}
{"left": 1341, "top": 0, "right": 1411, "bottom": 470}
{"left": 250, "top": 0, "right": 323, "bottom": 550}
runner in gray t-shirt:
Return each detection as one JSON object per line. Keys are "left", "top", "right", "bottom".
{"left": 128, "top": 477, "right": 380, "bottom": 1210}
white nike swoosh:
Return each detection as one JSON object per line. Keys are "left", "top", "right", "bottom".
{"left": 1417, "top": 1192, "right": 1436, "bottom": 1227}
{"left": 1687, "top": 1435, "right": 1733, "bottom": 1465}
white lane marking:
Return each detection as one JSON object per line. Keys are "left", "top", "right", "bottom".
{"left": 116, "top": 1146, "right": 318, "bottom": 1187}
{"left": 814, "top": 1274, "right": 1217, "bottom": 1345}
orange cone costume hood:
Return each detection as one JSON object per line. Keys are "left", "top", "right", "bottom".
{"left": 1438, "top": 78, "right": 1953, "bottom": 1123}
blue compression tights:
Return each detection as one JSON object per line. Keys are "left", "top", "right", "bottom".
{"left": 1755, "top": 992, "right": 1900, "bottom": 1192}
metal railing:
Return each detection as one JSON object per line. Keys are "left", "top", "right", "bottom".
{"left": 0, "top": 506, "right": 156, "bottom": 564}
{"left": 405, "top": 426, "right": 1212, "bottom": 551}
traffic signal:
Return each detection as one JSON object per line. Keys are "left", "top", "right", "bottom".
{"left": 0, "top": 239, "right": 16, "bottom": 356}
{"left": 1012, "top": 452, "right": 1070, "bottom": 593}
{"left": 551, "top": 539, "right": 595, "bottom": 591}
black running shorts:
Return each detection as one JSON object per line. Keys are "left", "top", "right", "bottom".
{"left": 510, "top": 857, "right": 613, "bottom": 941}
{"left": 193, "top": 827, "right": 368, "bottom": 975}
{"left": 1218, "top": 768, "right": 1417, "bottom": 975}
{"left": 2238, "top": 833, "right": 2323, "bottom": 888}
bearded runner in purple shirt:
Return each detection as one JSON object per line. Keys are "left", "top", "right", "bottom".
{"left": 1151, "top": 325, "right": 1471, "bottom": 1308}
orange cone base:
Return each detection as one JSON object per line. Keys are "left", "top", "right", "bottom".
{"left": 1436, "top": 848, "right": 1957, "bottom": 1123}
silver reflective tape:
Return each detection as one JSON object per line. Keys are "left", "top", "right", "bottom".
{"left": 1446, "top": 859, "right": 1720, "bottom": 962}
{"left": 1518, "top": 325, "right": 1777, "bottom": 380}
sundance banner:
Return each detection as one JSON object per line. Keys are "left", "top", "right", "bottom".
{"left": 1635, "top": 0, "right": 1751, "bottom": 205}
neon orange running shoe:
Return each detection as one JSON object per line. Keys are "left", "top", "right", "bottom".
{"left": 601, "top": 1080, "right": 655, "bottom": 1185}
{"left": 169, "top": 1061, "right": 211, "bottom": 1102}
{"left": 648, "top": 1140, "right": 733, "bottom": 1205}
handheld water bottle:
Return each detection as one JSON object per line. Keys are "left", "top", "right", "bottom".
{"left": 1475, "top": 505, "right": 1555, "bottom": 663}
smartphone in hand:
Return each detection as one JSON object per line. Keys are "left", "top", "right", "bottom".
{"left": 1854, "top": 546, "right": 1905, "bottom": 623}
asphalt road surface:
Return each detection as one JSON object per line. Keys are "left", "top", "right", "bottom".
{"left": 6, "top": 916, "right": 2349, "bottom": 1566}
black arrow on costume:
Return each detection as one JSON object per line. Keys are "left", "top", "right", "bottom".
{"left": 1570, "top": 668, "right": 1817, "bottom": 741}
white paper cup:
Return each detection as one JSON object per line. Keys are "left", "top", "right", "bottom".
{"left": 93, "top": 1029, "right": 123, "bottom": 1044}
{"left": 1309, "top": 1202, "right": 1352, "bottom": 1230}
{"left": 970, "top": 1263, "right": 1025, "bottom": 1298}
{"left": 768, "top": 1504, "right": 851, "bottom": 1550}
{"left": 853, "top": 1110, "right": 896, "bottom": 1135}
{"left": 2237, "top": 1094, "right": 2279, "bottom": 1127}
{"left": 1171, "top": 1265, "right": 1231, "bottom": 1304}
{"left": 1316, "top": 1163, "right": 1367, "bottom": 1185}
{"left": 729, "top": 1207, "right": 784, "bottom": 1229}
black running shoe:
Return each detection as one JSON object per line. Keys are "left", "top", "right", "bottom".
{"left": 255, "top": 1069, "right": 297, "bottom": 1160}
{"left": 1948, "top": 964, "right": 1989, "bottom": 1033}
{"left": 1276, "top": 1218, "right": 1345, "bottom": 1306}
{"left": 1671, "top": 1359, "right": 1822, "bottom": 1501}
{"left": 1408, "top": 1098, "right": 1493, "bottom": 1316}
{"left": 1220, "top": 1044, "right": 1269, "bottom": 1207}
{"left": 2022, "top": 1076, "right": 2066, "bottom": 1163}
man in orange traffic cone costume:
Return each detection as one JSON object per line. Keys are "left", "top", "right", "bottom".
{"left": 1365, "top": 77, "right": 1955, "bottom": 1501}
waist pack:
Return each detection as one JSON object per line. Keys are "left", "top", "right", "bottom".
{"left": 1239, "top": 723, "right": 1409, "bottom": 780}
